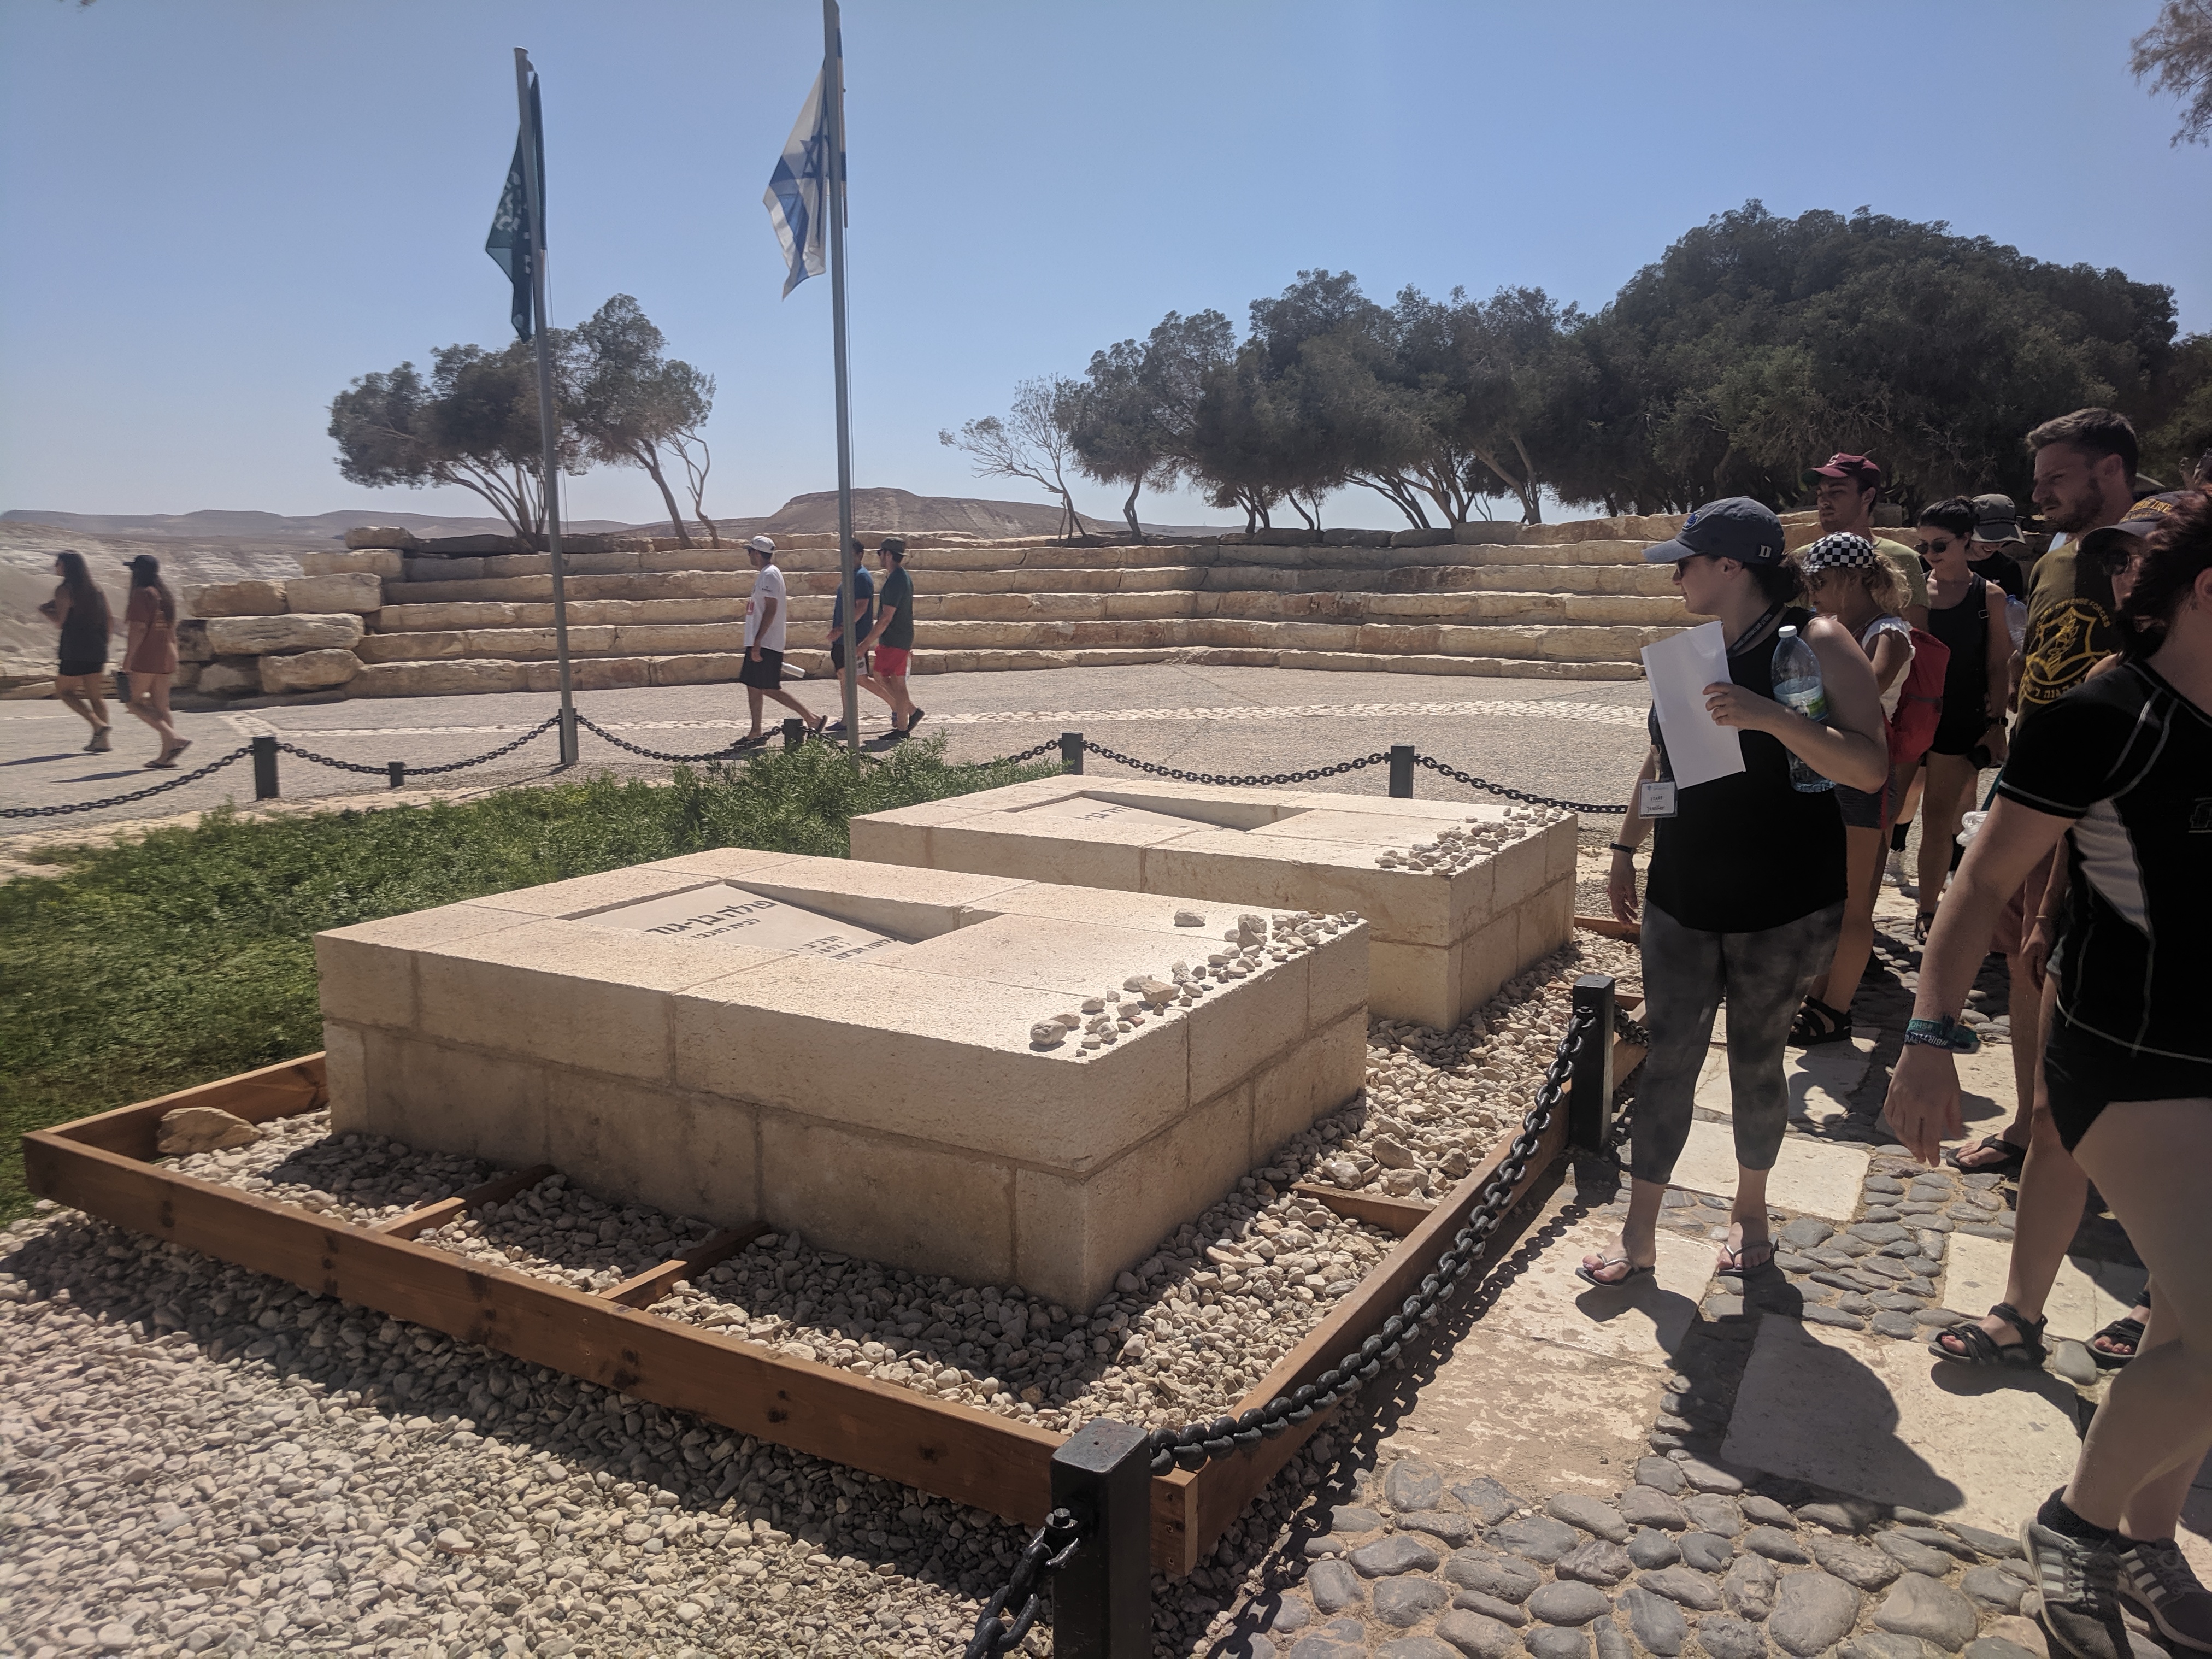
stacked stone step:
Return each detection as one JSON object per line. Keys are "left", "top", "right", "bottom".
{"left": 280, "top": 514, "right": 1726, "bottom": 698}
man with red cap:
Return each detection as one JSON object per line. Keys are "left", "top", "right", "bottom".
{"left": 1804, "top": 453, "right": 1929, "bottom": 632}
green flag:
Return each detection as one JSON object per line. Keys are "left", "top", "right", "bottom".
{"left": 486, "top": 72, "right": 545, "bottom": 339}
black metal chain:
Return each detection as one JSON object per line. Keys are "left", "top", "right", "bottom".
{"left": 1413, "top": 753, "right": 1628, "bottom": 816}
{"left": 278, "top": 715, "right": 563, "bottom": 779}
{"left": 405, "top": 715, "right": 563, "bottom": 775}
{"left": 1084, "top": 743, "right": 1388, "bottom": 789}
{"left": 962, "top": 1507, "right": 1085, "bottom": 1659}
{"left": 1138, "top": 1006, "right": 1592, "bottom": 1476}
{"left": 985, "top": 738, "right": 1065, "bottom": 768}
{"left": 0, "top": 744, "right": 253, "bottom": 820}
{"left": 574, "top": 714, "right": 755, "bottom": 764}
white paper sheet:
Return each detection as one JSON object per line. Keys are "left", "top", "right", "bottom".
{"left": 1641, "top": 621, "right": 1745, "bottom": 790}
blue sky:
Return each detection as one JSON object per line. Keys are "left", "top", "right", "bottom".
{"left": 1, "top": 0, "right": 2204, "bottom": 529}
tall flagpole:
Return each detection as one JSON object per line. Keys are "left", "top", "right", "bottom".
{"left": 822, "top": 0, "right": 859, "bottom": 759}
{"left": 515, "top": 48, "right": 579, "bottom": 767}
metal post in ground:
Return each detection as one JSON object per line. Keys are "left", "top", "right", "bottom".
{"left": 781, "top": 717, "right": 804, "bottom": 752}
{"left": 251, "top": 734, "right": 279, "bottom": 801}
{"left": 1060, "top": 731, "right": 1085, "bottom": 775}
{"left": 1568, "top": 973, "right": 1618, "bottom": 1154}
{"left": 387, "top": 761, "right": 406, "bottom": 790}
{"left": 1389, "top": 743, "right": 1415, "bottom": 798}
{"left": 1049, "top": 1417, "right": 1150, "bottom": 1658}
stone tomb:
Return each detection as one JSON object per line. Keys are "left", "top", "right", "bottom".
{"left": 850, "top": 778, "right": 1576, "bottom": 1031}
{"left": 316, "top": 850, "right": 1367, "bottom": 1307}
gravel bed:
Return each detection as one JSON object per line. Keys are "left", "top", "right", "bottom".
{"left": 0, "top": 937, "right": 1634, "bottom": 1657}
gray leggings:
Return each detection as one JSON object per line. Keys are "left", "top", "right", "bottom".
{"left": 1632, "top": 900, "right": 1844, "bottom": 1185}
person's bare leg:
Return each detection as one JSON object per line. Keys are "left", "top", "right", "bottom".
{"left": 54, "top": 673, "right": 108, "bottom": 735}
{"left": 1917, "top": 753, "right": 1975, "bottom": 915}
{"left": 763, "top": 687, "right": 820, "bottom": 730}
{"left": 127, "top": 672, "right": 179, "bottom": 750}
{"left": 1936, "top": 1101, "right": 2086, "bottom": 1355}
{"left": 2115, "top": 1286, "right": 2199, "bottom": 1542}
{"left": 745, "top": 688, "right": 766, "bottom": 738}
{"left": 1581, "top": 1175, "right": 1665, "bottom": 1282}
{"left": 2061, "top": 1098, "right": 2212, "bottom": 1529}
{"left": 883, "top": 675, "right": 913, "bottom": 730}
{"left": 1721, "top": 1164, "right": 1773, "bottom": 1269}
{"left": 1810, "top": 823, "right": 1884, "bottom": 1013}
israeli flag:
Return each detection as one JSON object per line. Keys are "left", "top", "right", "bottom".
{"left": 764, "top": 54, "right": 835, "bottom": 297}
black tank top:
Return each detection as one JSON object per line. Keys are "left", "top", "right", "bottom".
{"left": 1644, "top": 605, "right": 1847, "bottom": 934}
{"left": 1928, "top": 574, "right": 1990, "bottom": 711}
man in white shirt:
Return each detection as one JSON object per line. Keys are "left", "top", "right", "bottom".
{"left": 738, "top": 536, "right": 822, "bottom": 744}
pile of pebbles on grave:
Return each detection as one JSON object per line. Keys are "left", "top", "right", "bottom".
{"left": 1323, "top": 936, "right": 1640, "bottom": 1201}
{"left": 1028, "top": 908, "right": 1359, "bottom": 1052}
{"left": 1373, "top": 805, "right": 1568, "bottom": 873}
{"left": 1, "top": 1201, "right": 1369, "bottom": 1659}
{"left": 1229, "top": 1449, "right": 2049, "bottom": 1659}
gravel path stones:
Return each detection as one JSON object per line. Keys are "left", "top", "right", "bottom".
{"left": 1621, "top": 1487, "right": 1689, "bottom": 1531}
{"left": 1619, "top": 1585, "right": 1691, "bottom": 1655}
{"left": 1874, "top": 1575, "right": 1981, "bottom": 1652}
{"left": 1437, "top": 1608, "right": 1522, "bottom": 1659}
{"left": 1493, "top": 1514, "right": 1582, "bottom": 1563}
{"left": 1548, "top": 1495, "right": 1631, "bottom": 1544}
{"left": 1528, "top": 1581, "right": 1614, "bottom": 1626}
{"left": 1769, "top": 1570, "right": 1863, "bottom": 1655}
{"left": 1353, "top": 1536, "right": 1445, "bottom": 1579}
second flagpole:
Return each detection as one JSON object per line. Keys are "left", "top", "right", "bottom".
{"left": 822, "top": 0, "right": 859, "bottom": 760}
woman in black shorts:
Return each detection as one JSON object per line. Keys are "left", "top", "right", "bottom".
{"left": 1591, "top": 499, "right": 1888, "bottom": 1288}
{"left": 1913, "top": 497, "right": 2013, "bottom": 938}
{"left": 37, "top": 550, "right": 114, "bottom": 752}
{"left": 1885, "top": 489, "right": 2212, "bottom": 1659}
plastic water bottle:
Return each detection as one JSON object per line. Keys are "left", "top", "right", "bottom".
{"left": 1772, "top": 626, "right": 1836, "bottom": 793}
{"left": 2004, "top": 593, "right": 2028, "bottom": 655}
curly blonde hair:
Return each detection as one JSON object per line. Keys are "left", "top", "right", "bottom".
{"left": 1807, "top": 555, "right": 1909, "bottom": 619}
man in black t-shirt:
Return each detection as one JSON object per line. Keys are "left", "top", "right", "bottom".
{"left": 858, "top": 537, "right": 921, "bottom": 739}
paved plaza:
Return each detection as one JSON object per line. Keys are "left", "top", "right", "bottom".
{"left": 0, "top": 664, "right": 1655, "bottom": 835}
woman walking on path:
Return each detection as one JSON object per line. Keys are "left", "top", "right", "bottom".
{"left": 1912, "top": 497, "right": 2015, "bottom": 939}
{"left": 1884, "top": 490, "right": 2212, "bottom": 1659}
{"left": 120, "top": 554, "right": 187, "bottom": 767}
{"left": 1587, "top": 499, "right": 1887, "bottom": 1288}
{"left": 38, "top": 550, "right": 114, "bottom": 751}
{"left": 1790, "top": 532, "right": 1918, "bottom": 1046}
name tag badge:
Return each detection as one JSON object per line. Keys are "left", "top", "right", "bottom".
{"left": 1640, "top": 780, "right": 1680, "bottom": 819}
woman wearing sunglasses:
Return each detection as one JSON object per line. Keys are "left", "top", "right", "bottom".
{"left": 1911, "top": 497, "right": 2014, "bottom": 940}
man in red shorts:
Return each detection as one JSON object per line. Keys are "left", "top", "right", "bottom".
{"left": 858, "top": 537, "right": 921, "bottom": 739}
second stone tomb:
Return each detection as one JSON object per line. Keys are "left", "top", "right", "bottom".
{"left": 851, "top": 778, "right": 1576, "bottom": 1031}
{"left": 316, "top": 850, "right": 1367, "bottom": 1307}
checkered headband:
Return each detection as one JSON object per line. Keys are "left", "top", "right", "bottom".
{"left": 1801, "top": 532, "right": 1880, "bottom": 575}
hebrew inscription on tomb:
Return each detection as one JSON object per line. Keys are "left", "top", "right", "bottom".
{"left": 582, "top": 886, "right": 903, "bottom": 962}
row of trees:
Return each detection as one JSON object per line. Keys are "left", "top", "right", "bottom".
{"left": 328, "top": 296, "right": 721, "bottom": 545}
{"left": 946, "top": 204, "right": 2212, "bottom": 536}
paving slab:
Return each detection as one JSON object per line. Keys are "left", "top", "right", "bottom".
{"left": 1378, "top": 1331, "right": 1669, "bottom": 1503}
{"left": 1720, "top": 1316, "right": 2082, "bottom": 1534}
{"left": 1695, "top": 1033, "right": 1879, "bottom": 1128}
{"left": 1940, "top": 1232, "right": 2148, "bottom": 1345}
{"left": 1479, "top": 1214, "right": 1709, "bottom": 1367}
{"left": 1669, "top": 1118, "right": 1870, "bottom": 1221}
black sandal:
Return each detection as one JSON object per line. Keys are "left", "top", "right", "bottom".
{"left": 2090, "top": 1314, "right": 2145, "bottom": 1369}
{"left": 1914, "top": 910, "right": 1937, "bottom": 945}
{"left": 1945, "top": 1133, "right": 2026, "bottom": 1176}
{"left": 1929, "top": 1302, "right": 2047, "bottom": 1368}
{"left": 1789, "top": 997, "right": 1854, "bottom": 1048}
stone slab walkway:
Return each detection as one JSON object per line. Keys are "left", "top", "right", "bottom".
{"left": 1217, "top": 899, "right": 2209, "bottom": 1659}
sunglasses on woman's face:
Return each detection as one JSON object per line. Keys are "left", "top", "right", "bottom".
{"left": 2096, "top": 544, "right": 2143, "bottom": 579}
{"left": 1916, "top": 535, "right": 1957, "bottom": 556}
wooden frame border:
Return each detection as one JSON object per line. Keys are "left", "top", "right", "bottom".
{"left": 24, "top": 1027, "right": 1640, "bottom": 1575}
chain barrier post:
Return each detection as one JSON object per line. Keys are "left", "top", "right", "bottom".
{"left": 1568, "top": 974, "right": 1617, "bottom": 1154}
{"left": 781, "top": 717, "right": 804, "bottom": 752}
{"left": 1389, "top": 744, "right": 1415, "bottom": 798}
{"left": 1061, "top": 731, "right": 1085, "bottom": 775}
{"left": 387, "top": 761, "right": 405, "bottom": 791}
{"left": 558, "top": 705, "right": 579, "bottom": 768}
{"left": 250, "top": 734, "right": 279, "bottom": 801}
{"left": 1050, "top": 1419, "right": 1150, "bottom": 1659}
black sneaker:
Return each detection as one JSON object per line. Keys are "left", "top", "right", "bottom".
{"left": 904, "top": 708, "right": 926, "bottom": 736}
{"left": 2116, "top": 1536, "right": 2212, "bottom": 1652}
{"left": 2023, "top": 1516, "right": 2167, "bottom": 1659}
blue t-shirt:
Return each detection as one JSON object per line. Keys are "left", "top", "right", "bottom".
{"left": 831, "top": 563, "right": 875, "bottom": 633}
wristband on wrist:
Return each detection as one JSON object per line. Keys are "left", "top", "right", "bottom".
{"left": 1609, "top": 842, "right": 1639, "bottom": 856}
{"left": 1903, "top": 1015, "right": 1981, "bottom": 1054}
